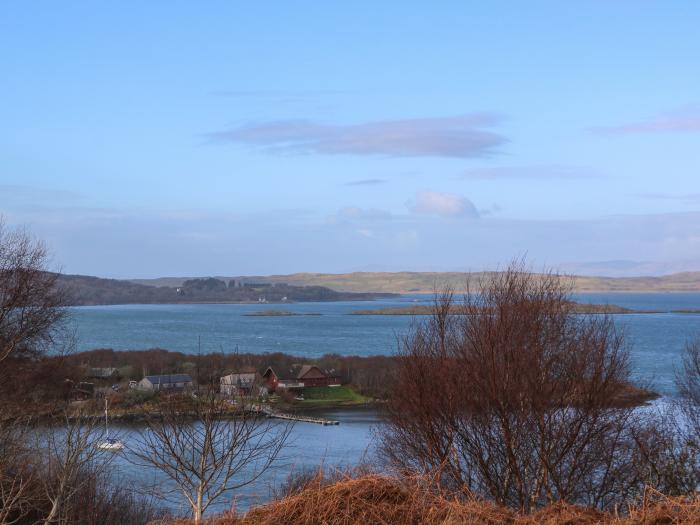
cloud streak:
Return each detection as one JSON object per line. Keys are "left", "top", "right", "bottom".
{"left": 592, "top": 106, "right": 700, "bottom": 135}
{"left": 209, "top": 114, "right": 507, "bottom": 158}
{"left": 462, "top": 165, "right": 595, "bottom": 180}
{"left": 344, "top": 178, "right": 387, "bottom": 186}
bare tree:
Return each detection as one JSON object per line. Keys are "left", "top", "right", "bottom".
{"left": 37, "top": 411, "right": 114, "bottom": 525}
{"left": 0, "top": 221, "right": 67, "bottom": 365}
{"left": 380, "top": 262, "right": 641, "bottom": 511}
{"left": 0, "top": 222, "right": 76, "bottom": 522}
{"left": 131, "top": 388, "right": 291, "bottom": 523}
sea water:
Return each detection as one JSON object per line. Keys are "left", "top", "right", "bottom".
{"left": 68, "top": 293, "right": 700, "bottom": 515}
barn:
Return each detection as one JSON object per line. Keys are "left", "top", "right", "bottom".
{"left": 262, "top": 364, "right": 340, "bottom": 391}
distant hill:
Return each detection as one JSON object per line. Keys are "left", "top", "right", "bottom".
{"left": 129, "top": 271, "right": 700, "bottom": 293}
{"left": 56, "top": 274, "right": 395, "bottom": 306}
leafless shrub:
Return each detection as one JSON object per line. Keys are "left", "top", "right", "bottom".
{"left": 0, "top": 417, "right": 37, "bottom": 524}
{"left": 631, "top": 339, "right": 700, "bottom": 497}
{"left": 380, "top": 261, "right": 642, "bottom": 511}
{"left": 677, "top": 341, "right": 700, "bottom": 438}
{"left": 629, "top": 409, "right": 700, "bottom": 497}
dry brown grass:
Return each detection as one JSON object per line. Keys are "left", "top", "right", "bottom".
{"left": 156, "top": 475, "right": 700, "bottom": 525}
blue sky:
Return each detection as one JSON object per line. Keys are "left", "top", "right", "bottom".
{"left": 2, "top": 1, "right": 699, "bottom": 277}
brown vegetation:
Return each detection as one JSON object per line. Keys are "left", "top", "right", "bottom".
{"left": 380, "top": 264, "right": 649, "bottom": 511}
{"left": 157, "top": 474, "right": 700, "bottom": 525}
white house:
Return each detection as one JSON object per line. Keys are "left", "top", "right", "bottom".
{"left": 220, "top": 372, "right": 259, "bottom": 396}
{"left": 138, "top": 374, "right": 193, "bottom": 392}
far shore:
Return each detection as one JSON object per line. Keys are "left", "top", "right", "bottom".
{"left": 350, "top": 302, "right": 700, "bottom": 316}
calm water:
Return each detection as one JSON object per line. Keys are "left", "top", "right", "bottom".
{"left": 70, "top": 292, "right": 700, "bottom": 395}
{"left": 110, "top": 408, "right": 379, "bottom": 514}
{"left": 69, "top": 293, "right": 700, "bottom": 516}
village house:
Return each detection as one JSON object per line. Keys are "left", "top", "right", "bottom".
{"left": 262, "top": 364, "right": 340, "bottom": 391}
{"left": 138, "top": 373, "right": 193, "bottom": 392}
{"left": 220, "top": 372, "right": 261, "bottom": 396}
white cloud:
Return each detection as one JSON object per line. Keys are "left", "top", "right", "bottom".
{"left": 409, "top": 191, "right": 480, "bottom": 218}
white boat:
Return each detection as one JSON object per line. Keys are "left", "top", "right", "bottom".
{"left": 98, "top": 438, "right": 124, "bottom": 451}
{"left": 97, "top": 398, "right": 124, "bottom": 451}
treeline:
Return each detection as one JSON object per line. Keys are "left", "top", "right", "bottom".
{"left": 68, "top": 348, "right": 397, "bottom": 399}
{"left": 57, "top": 274, "right": 395, "bottom": 305}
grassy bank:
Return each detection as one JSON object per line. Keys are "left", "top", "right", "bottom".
{"left": 296, "top": 386, "right": 373, "bottom": 407}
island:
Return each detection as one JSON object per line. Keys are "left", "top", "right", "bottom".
{"left": 350, "top": 302, "right": 655, "bottom": 315}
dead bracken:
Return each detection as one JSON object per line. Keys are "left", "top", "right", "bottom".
{"left": 158, "top": 475, "right": 700, "bottom": 525}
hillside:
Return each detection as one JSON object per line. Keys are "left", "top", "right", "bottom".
{"left": 129, "top": 271, "right": 700, "bottom": 293}
{"left": 56, "top": 274, "right": 395, "bottom": 306}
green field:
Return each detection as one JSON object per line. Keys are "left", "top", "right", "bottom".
{"left": 300, "top": 386, "right": 371, "bottom": 406}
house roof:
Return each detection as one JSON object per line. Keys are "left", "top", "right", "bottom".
{"left": 143, "top": 374, "right": 192, "bottom": 384}
{"left": 264, "top": 364, "right": 337, "bottom": 381}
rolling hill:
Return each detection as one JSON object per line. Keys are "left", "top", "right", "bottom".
{"left": 56, "top": 274, "right": 395, "bottom": 306}
{"left": 128, "top": 271, "right": 700, "bottom": 294}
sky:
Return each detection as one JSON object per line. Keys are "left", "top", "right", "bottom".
{"left": 1, "top": 1, "right": 700, "bottom": 278}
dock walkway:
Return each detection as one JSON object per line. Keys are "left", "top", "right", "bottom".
{"left": 254, "top": 405, "right": 340, "bottom": 425}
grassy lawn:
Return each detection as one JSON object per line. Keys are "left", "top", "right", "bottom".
{"left": 300, "top": 386, "right": 371, "bottom": 406}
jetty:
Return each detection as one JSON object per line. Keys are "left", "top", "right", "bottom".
{"left": 258, "top": 406, "right": 340, "bottom": 426}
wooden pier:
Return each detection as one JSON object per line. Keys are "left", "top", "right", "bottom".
{"left": 259, "top": 406, "right": 339, "bottom": 426}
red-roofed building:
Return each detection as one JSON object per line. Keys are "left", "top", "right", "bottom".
{"left": 262, "top": 364, "right": 340, "bottom": 391}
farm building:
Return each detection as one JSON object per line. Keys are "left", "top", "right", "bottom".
{"left": 220, "top": 372, "right": 261, "bottom": 396}
{"left": 262, "top": 364, "right": 340, "bottom": 391}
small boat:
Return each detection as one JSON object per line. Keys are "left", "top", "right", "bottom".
{"left": 98, "top": 437, "right": 124, "bottom": 451}
{"left": 97, "top": 398, "right": 124, "bottom": 451}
